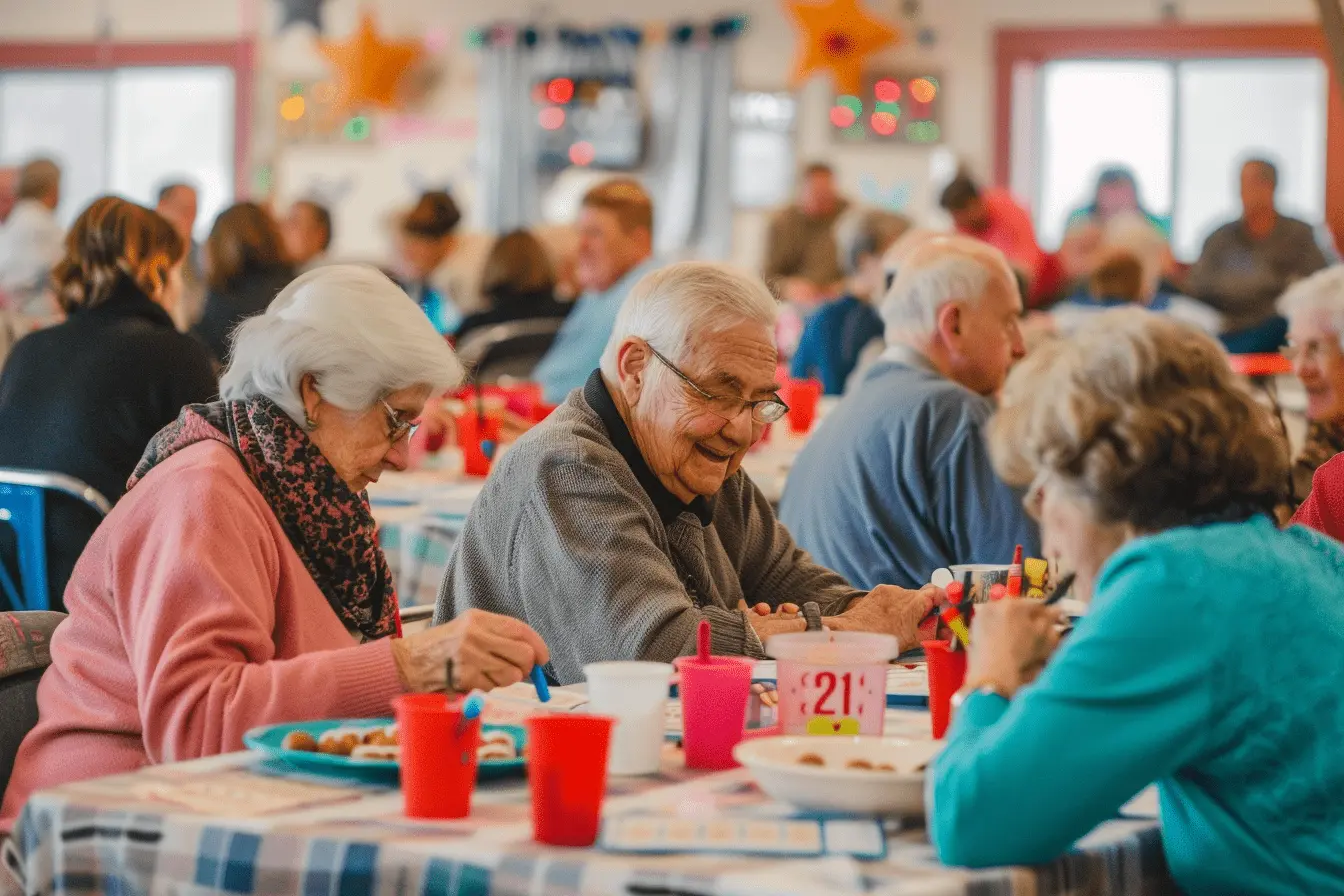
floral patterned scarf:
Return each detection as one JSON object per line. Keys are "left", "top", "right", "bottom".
{"left": 129, "top": 398, "right": 400, "bottom": 641}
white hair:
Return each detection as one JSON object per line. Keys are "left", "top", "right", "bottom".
{"left": 599, "top": 261, "right": 778, "bottom": 379}
{"left": 220, "top": 264, "right": 465, "bottom": 423}
{"left": 1278, "top": 264, "right": 1344, "bottom": 343}
{"left": 878, "top": 234, "right": 1015, "bottom": 344}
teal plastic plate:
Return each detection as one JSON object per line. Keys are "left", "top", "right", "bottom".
{"left": 243, "top": 718, "right": 526, "bottom": 780}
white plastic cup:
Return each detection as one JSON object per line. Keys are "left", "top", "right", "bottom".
{"left": 583, "top": 661, "right": 673, "bottom": 776}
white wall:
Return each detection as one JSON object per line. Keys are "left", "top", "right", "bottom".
{"left": 0, "top": 0, "right": 1318, "bottom": 268}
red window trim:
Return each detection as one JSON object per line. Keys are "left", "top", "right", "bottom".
{"left": 994, "top": 24, "right": 1344, "bottom": 248}
{"left": 0, "top": 40, "right": 255, "bottom": 200}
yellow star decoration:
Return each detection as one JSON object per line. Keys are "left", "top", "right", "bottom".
{"left": 785, "top": 0, "right": 901, "bottom": 95}
{"left": 318, "top": 13, "right": 422, "bottom": 110}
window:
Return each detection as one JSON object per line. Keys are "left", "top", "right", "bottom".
{"left": 0, "top": 66, "right": 235, "bottom": 239}
{"left": 1028, "top": 56, "right": 1326, "bottom": 260}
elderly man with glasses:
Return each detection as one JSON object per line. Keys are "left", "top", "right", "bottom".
{"left": 436, "top": 261, "right": 938, "bottom": 685}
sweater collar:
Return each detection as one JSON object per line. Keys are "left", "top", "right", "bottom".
{"left": 583, "top": 370, "right": 713, "bottom": 527}
{"left": 79, "top": 274, "right": 177, "bottom": 329}
{"left": 879, "top": 343, "right": 941, "bottom": 375}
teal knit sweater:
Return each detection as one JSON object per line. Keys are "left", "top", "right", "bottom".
{"left": 928, "top": 516, "right": 1344, "bottom": 894}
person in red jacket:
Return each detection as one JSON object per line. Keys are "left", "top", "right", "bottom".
{"left": 1291, "top": 451, "right": 1344, "bottom": 542}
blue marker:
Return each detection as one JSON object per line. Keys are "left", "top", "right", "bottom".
{"left": 530, "top": 664, "right": 551, "bottom": 703}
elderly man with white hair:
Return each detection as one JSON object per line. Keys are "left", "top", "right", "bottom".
{"left": 436, "top": 261, "right": 938, "bottom": 685}
{"left": 779, "top": 235, "right": 1040, "bottom": 590}
{"left": 1, "top": 265, "right": 550, "bottom": 829}
{"left": 1279, "top": 265, "right": 1344, "bottom": 503}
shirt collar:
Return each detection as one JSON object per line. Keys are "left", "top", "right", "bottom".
{"left": 583, "top": 370, "right": 714, "bottom": 527}
{"left": 879, "top": 343, "right": 940, "bottom": 375}
{"left": 587, "top": 257, "right": 657, "bottom": 301}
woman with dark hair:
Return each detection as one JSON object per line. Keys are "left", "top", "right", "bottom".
{"left": 193, "top": 202, "right": 294, "bottom": 365}
{"left": 1065, "top": 166, "right": 1170, "bottom": 238}
{"left": 0, "top": 196, "right": 217, "bottom": 609}
{"left": 454, "top": 229, "right": 570, "bottom": 347}
{"left": 396, "top": 191, "right": 463, "bottom": 334}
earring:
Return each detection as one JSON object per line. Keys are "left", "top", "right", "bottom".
{"left": 303, "top": 412, "right": 318, "bottom": 432}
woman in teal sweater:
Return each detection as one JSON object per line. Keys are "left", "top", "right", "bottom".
{"left": 927, "top": 309, "right": 1344, "bottom": 894}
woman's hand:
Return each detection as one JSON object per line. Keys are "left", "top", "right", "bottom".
{"left": 828, "top": 584, "right": 940, "bottom": 652}
{"left": 964, "top": 600, "right": 1064, "bottom": 698}
{"left": 391, "top": 609, "right": 550, "bottom": 694}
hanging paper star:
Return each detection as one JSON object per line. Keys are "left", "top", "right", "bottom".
{"left": 277, "top": 0, "right": 325, "bottom": 32}
{"left": 785, "top": 0, "right": 901, "bottom": 96}
{"left": 318, "top": 14, "right": 422, "bottom": 110}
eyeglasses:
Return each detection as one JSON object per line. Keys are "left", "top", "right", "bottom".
{"left": 646, "top": 346, "right": 790, "bottom": 425}
{"left": 380, "top": 399, "right": 420, "bottom": 444}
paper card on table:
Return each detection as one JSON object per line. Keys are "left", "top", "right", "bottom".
{"left": 130, "top": 770, "right": 365, "bottom": 816}
{"left": 599, "top": 814, "right": 884, "bottom": 859}
{"left": 482, "top": 682, "right": 589, "bottom": 725}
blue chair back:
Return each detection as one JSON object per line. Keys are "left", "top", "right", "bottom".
{"left": 0, "top": 470, "right": 111, "bottom": 611}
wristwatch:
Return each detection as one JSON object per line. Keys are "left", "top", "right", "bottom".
{"left": 950, "top": 683, "right": 1013, "bottom": 713}
{"left": 802, "top": 601, "right": 824, "bottom": 632}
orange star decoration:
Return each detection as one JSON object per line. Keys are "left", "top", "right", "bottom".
{"left": 318, "top": 13, "right": 422, "bottom": 110}
{"left": 785, "top": 0, "right": 901, "bottom": 95}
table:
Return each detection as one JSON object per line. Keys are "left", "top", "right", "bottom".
{"left": 5, "top": 709, "right": 1172, "bottom": 896}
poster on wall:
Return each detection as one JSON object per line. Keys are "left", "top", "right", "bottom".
{"left": 730, "top": 91, "right": 797, "bottom": 209}
{"left": 830, "top": 71, "right": 944, "bottom": 145}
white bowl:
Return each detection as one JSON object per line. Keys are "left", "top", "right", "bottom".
{"left": 733, "top": 735, "right": 943, "bottom": 816}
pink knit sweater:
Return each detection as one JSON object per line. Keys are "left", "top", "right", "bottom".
{"left": 1, "top": 441, "right": 406, "bottom": 828}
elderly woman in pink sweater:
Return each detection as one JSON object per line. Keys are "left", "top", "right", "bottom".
{"left": 1, "top": 264, "right": 548, "bottom": 827}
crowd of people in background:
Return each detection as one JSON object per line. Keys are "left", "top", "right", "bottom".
{"left": 2, "top": 142, "right": 1344, "bottom": 889}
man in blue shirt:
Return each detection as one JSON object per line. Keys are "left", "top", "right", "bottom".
{"left": 533, "top": 179, "right": 655, "bottom": 402}
{"left": 779, "top": 235, "right": 1040, "bottom": 589}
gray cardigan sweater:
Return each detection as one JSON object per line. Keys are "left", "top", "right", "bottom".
{"left": 433, "top": 371, "right": 863, "bottom": 685}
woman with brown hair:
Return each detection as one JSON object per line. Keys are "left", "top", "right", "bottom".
{"left": 454, "top": 229, "right": 571, "bottom": 347}
{"left": 193, "top": 202, "right": 294, "bottom": 365}
{"left": 0, "top": 196, "right": 217, "bottom": 609}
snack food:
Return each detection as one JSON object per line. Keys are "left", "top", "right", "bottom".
{"left": 282, "top": 730, "right": 318, "bottom": 752}
{"left": 351, "top": 744, "right": 401, "bottom": 762}
{"left": 845, "top": 758, "right": 874, "bottom": 770}
{"left": 797, "top": 753, "right": 825, "bottom": 766}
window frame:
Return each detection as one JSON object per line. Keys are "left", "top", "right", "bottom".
{"left": 0, "top": 39, "right": 254, "bottom": 202}
{"left": 995, "top": 24, "right": 1344, "bottom": 252}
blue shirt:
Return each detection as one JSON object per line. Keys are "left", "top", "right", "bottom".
{"left": 928, "top": 516, "right": 1344, "bottom": 894}
{"left": 532, "top": 259, "right": 656, "bottom": 403}
{"left": 777, "top": 348, "right": 1039, "bottom": 589}
{"left": 789, "top": 296, "right": 884, "bottom": 395}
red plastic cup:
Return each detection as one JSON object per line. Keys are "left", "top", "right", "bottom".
{"left": 393, "top": 693, "right": 481, "bottom": 819}
{"left": 781, "top": 379, "right": 823, "bottom": 434}
{"left": 527, "top": 713, "right": 616, "bottom": 847}
{"left": 923, "top": 640, "right": 968, "bottom": 740}
{"left": 673, "top": 655, "right": 754, "bottom": 769}
{"left": 454, "top": 412, "right": 492, "bottom": 477}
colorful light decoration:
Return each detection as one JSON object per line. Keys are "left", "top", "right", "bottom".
{"left": 871, "top": 111, "right": 898, "bottom": 136}
{"left": 546, "top": 78, "right": 575, "bottom": 104}
{"left": 909, "top": 77, "right": 938, "bottom": 104}
{"left": 280, "top": 95, "right": 306, "bottom": 121}
{"left": 829, "top": 94, "right": 863, "bottom": 129}
{"left": 539, "top": 106, "right": 566, "bottom": 130}
{"left": 569, "top": 141, "right": 596, "bottom": 166}
{"left": 829, "top": 105, "right": 856, "bottom": 128}
{"left": 874, "top": 78, "right": 901, "bottom": 103}
{"left": 344, "top": 115, "right": 371, "bottom": 141}
{"left": 906, "top": 120, "right": 940, "bottom": 142}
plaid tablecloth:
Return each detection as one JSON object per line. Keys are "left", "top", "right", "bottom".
{"left": 5, "top": 710, "right": 1173, "bottom": 896}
